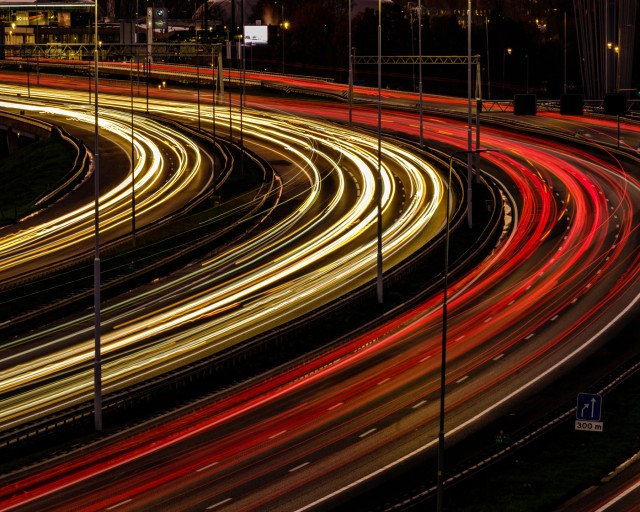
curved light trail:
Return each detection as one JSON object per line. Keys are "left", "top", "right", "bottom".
{"left": 0, "top": 95, "right": 212, "bottom": 280}
{"left": 0, "top": 77, "right": 638, "bottom": 511}
{"left": 0, "top": 87, "right": 444, "bottom": 432}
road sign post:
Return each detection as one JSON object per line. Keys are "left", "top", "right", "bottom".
{"left": 575, "top": 392, "right": 603, "bottom": 432}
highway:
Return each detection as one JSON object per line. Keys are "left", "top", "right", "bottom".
{"left": 0, "top": 83, "right": 445, "bottom": 432}
{"left": 0, "top": 74, "right": 639, "bottom": 510}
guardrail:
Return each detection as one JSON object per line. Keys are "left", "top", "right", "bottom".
{"left": 481, "top": 98, "right": 640, "bottom": 116}
{"left": 0, "top": 111, "right": 91, "bottom": 223}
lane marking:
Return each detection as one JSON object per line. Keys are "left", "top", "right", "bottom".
{"left": 493, "top": 353, "right": 505, "bottom": 361}
{"left": 456, "top": 376, "right": 469, "bottom": 384}
{"left": 207, "top": 498, "right": 233, "bottom": 509}
{"left": 412, "top": 400, "right": 427, "bottom": 409}
{"left": 359, "top": 428, "right": 377, "bottom": 438}
{"left": 593, "top": 478, "right": 640, "bottom": 512}
{"left": 269, "top": 430, "right": 287, "bottom": 440}
{"left": 107, "top": 499, "right": 133, "bottom": 510}
{"left": 197, "top": 461, "right": 219, "bottom": 472}
{"left": 289, "top": 462, "right": 310, "bottom": 473}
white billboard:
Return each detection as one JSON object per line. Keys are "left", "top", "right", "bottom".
{"left": 244, "top": 25, "right": 268, "bottom": 45}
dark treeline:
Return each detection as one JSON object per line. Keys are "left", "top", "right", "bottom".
{"left": 106, "top": 0, "right": 639, "bottom": 98}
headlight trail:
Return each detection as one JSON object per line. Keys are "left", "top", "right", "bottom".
{"left": 0, "top": 95, "right": 210, "bottom": 280}
{"left": 0, "top": 89, "right": 443, "bottom": 431}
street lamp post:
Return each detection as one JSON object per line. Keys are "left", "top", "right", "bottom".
{"left": 348, "top": 0, "right": 352, "bottom": 126}
{"left": 26, "top": 56, "right": 30, "bottom": 98}
{"left": 241, "top": 0, "right": 246, "bottom": 176}
{"left": 130, "top": 56, "right": 136, "bottom": 246}
{"left": 438, "top": 148, "right": 498, "bottom": 512}
{"left": 502, "top": 47, "right": 512, "bottom": 98}
{"left": 418, "top": 0, "right": 423, "bottom": 147}
{"left": 92, "top": 0, "right": 102, "bottom": 433}
{"left": 466, "top": 0, "right": 472, "bottom": 229}
{"left": 437, "top": 152, "right": 459, "bottom": 512}
{"left": 146, "top": 55, "right": 149, "bottom": 113}
{"left": 376, "top": 0, "right": 383, "bottom": 304}
{"left": 212, "top": 46, "right": 217, "bottom": 190}
{"left": 485, "top": 15, "right": 491, "bottom": 100}
{"left": 281, "top": 7, "right": 289, "bottom": 74}
{"left": 197, "top": 54, "right": 201, "bottom": 130}
{"left": 563, "top": 10, "right": 566, "bottom": 95}
{"left": 614, "top": 44, "right": 619, "bottom": 93}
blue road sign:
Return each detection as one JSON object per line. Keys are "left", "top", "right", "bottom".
{"left": 576, "top": 393, "right": 602, "bottom": 421}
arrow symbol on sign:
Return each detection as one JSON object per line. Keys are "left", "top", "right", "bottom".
{"left": 581, "top": 403, "right": 590, "bottom": 418}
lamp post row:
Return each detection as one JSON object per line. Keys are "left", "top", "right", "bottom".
{"left": 43, "top": 0, "right": 489, "bottom": 494}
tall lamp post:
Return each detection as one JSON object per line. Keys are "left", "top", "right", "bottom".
{"left": 418, "top": 0, "right": 423, "bottom": 147}
{"left": 212, "top": 45, "right": 217, "bottom": 194}
{"left": 563, "top": 10, "right": 566, "bottom": 94}
{"left": 465, "top": 0, "right": 472, "bottom": 229}
{"left": 130, "top": 56, "right": 136, "bottom": 246}
{"left": 26, "top": 53, "right": 31, "bottom": 98}
{"left": 438, "top": 148, "right": 497, "bottom": 512}
{"left": 502, "top": 47, "right": 511, "bottom": 97}
{"left": 92, "top": 0, "right": 102, "bottom": 432}
{"left": 614, "top": 44, "right": 619, "bottom": 93}
{"left": 376, "top": 0, "right": 383, "bottom": 304}
{"left": 348, "top": 0, "right": 352, "bottom": 126}
{"left": 280, "top": 5, "right": 289, "bottom": 74}
{"left": 197, "top": 54, "right": 201, "bottom": 130}
{"left": 485, "top": 15, "right": 491, "bottom": 100}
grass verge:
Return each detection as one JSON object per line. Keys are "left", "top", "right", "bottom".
{"left": 0, "top": 137, "right": 76, "bottom": 223}
{"left": 442, "top": 371, "right": 640, "bottom": 511}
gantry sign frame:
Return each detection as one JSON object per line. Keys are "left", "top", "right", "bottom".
{"left": 352, "top": 54, "right": 483, "bottom": 99}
